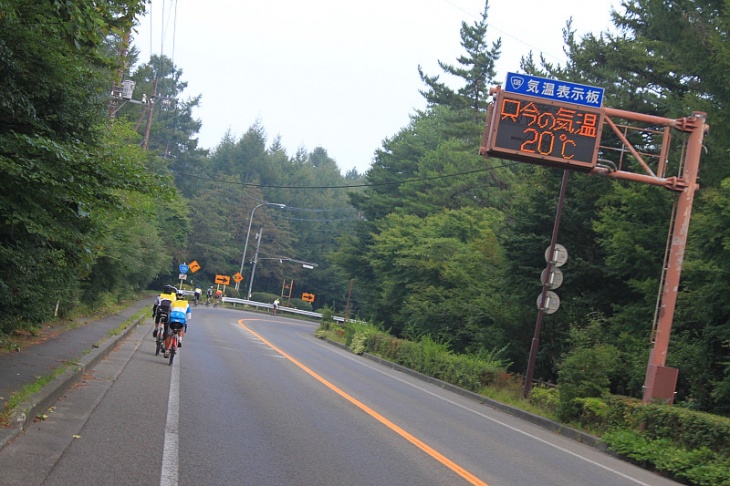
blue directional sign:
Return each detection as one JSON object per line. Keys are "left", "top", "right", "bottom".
{"left": 504, "top": 72, "right": 604, "bottom": 108}
{"left": 179, "top": 263, "right": 189, "bottom": 274}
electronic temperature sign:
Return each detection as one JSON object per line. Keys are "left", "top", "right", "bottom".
{"left": 483, "top": 90, "right": 604, "bottom": 171}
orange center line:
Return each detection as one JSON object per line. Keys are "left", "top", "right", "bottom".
{"left": 238, "top": 319, "right": 488, "bottom": 486}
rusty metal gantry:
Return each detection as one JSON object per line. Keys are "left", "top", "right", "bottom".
{"left": 593, "top": 107, "right": 708, "bottom": 404}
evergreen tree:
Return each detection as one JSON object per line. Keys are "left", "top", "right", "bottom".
{"left": 418, "top": 0, "right": 501, "bottom": 115}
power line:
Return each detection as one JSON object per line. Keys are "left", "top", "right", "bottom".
{"left": 175, "top": 161, "right": 518, "bottom": 190}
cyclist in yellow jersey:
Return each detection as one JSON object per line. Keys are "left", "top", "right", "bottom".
{"left": 152, "top": 285, "right": 177, "bottom": 338}
{"left": 165, "top": 298, "right": 191, "bottom": 358}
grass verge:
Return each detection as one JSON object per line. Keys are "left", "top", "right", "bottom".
{"left": 0, "top": 304, "right": 148, "bottom": 427}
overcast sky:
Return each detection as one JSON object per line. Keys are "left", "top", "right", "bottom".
{"left": 132, "top": 0, "right": 617, "bottom": 174}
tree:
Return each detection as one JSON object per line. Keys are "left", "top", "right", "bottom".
{"left": 367, "top": 207, "right": 506, "bottom": 353}
{"left": 418, "top": 0, "right": 501, "bottom": 115}
{"left": 0, "top": 0, "right": 158, "bottom": 331}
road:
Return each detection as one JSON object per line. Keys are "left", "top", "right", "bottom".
{"left": 0, "top": 307, "right": 680, "bottom": 485}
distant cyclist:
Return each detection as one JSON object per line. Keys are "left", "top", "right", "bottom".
{"left": 214, "top": 287, "right": 223, "bottom": 306}
{"left": 206, "top": 286, "right": 213, "bottom": 306}
{"left": 273, "top": 298, "right": 280, "bottom": 316}
{"left": 165, "top": 298, "right": 191, "bottom": 358}
{"left": 194, "top": 287, "right": 202, "bottom": 306}
{"left": 152, "top": 285, "right": 177, "bottom": 338}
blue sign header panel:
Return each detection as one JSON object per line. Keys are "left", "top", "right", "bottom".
{"left": 179, "top": 263, "right": 189, "bottom": 274}
{"left": 504, "top": 72, "right": 604, "bottom": 108}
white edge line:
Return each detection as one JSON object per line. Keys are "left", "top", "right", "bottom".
{"left": 160, "top": 356, "right": 179, "bottom": 486}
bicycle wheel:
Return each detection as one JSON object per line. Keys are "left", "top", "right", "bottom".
{"left": 169, "top": 334, "right": 177, "bottom": 365}
{"left": 155, "top": 337, "right": 162, "bottom": 356}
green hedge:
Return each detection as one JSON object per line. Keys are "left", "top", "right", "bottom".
{"left": 343, "top": 324, "right": 508, "bottom": 393}
{"left": 603, "top": 428, "right": 730, "bottom": 485}
{"left": 604, "top": 396, "right": 730, "bottom": 456}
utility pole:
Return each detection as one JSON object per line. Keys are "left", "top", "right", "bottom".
{"left": 344, "top": 279, "right": 354, "bottom": 322}
{"left": 108, "top": 30, "right": 130, "bottom": 120}
{"left": 523, "top": 170, "right": 569, "bottom": 399}
{"left": 142, "top": 76, "right": 159, "bottom": 150}
{"left": 247, "top": 226, "right": 263, "bottom": 299}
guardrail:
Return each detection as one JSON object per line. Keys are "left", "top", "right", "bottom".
{"left": 221, "top": 297, "right": 350, "bottom": 322}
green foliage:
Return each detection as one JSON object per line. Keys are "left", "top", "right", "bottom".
{"left": 603, "top": 429, "right": 730, "bottom": 486}
{"left": 346, "top": 322, "right": 379, "bottom": 355}
{"left": 366, "top": 206, "right": 506, "bottom": 352}
{"left": 418, "top": 2, "right": 500, "bottom": 114}
{"left": 0, "top": 2, "right": 165, "bottom": 333}
{"left": 574, "top": 397, "right": 609, "bottom": 431}
{"left": 604, "top": 396, "right": 730, "bottom": 457}
{"left": 354, "top": 325, "right": 510, "bottom": 393}
{"left": 528, "top": 385, "right": 560, "bottom": 414}
{"left": 557, "top": 343, "right": 620, "bottom": 422}
{"left": 319, "top": 305, "right": 335, "bottom": 329}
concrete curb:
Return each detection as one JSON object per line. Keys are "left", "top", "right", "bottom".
{"left": 325, "top": 338, "right": 606, "bottom": 451}
{"left": 0, "top": 313, "right": 145, "bottom": 451}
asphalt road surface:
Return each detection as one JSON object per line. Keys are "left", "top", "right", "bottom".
{"left": 0, "top": 308, "right": 681, "bottom": 485}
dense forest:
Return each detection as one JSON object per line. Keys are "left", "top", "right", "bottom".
{"left": 1, "top": 0, "right": 729, "bottom": 417}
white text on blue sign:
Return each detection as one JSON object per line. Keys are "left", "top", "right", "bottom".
{"left": 504, "top": 72, "right": 604, "bottom": 108}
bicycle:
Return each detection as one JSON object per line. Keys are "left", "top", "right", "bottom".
{"left": 167, "top": 322, "right": 184, "bottom": 366}
{"left": 154, "top": 313, "right": 168, "bottom": 356}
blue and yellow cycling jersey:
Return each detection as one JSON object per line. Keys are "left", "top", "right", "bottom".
{"left": 169, "top": 299, "right": 191, "bottom": 324}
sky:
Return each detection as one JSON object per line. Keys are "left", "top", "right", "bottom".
{"left": 132, "top": 0, "right": 618, "bottom": 174}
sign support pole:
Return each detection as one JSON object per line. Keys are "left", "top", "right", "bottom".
{"left": 642, "top": 112, "right": 707, "bottom": 404}
{"left": 523, "top": 170, "right": 569, "bottom": 399}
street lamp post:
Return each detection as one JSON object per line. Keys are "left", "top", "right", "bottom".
{"left": 247, "top": 226, "right": 264, "bottom": 300}
{"left": 236, "top": 202, "right": 286, "bottom": 291}
{"left": 248, "top": 256, "right": 318, "bottom": 301}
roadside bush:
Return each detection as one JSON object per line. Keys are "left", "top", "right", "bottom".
{"left": 605, "top": 396, "right": 730, "bottom": 456}
{"left": 575, "top": 397, "right": 610, "bottom": 431}
{"left": 347, "top": 327, "right": 509, "bottom": 393}
{"left": 557, "top": 344, "right": 620, "bottom": 421}
{"left": 317, "top": 305, "right": 335, "bottom": 332}
{"left": 603, "top": 429, "right": 730, "bottom": 485}
{"left": 529, "top": 385, "right": 559, "bottom": 414}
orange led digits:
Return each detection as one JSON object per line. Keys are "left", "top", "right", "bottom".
{"left": 500, "top": 99, "right": 521, "bottom": 122}
{"left": 490, "top": 91, "right": 602, "bottom": 170}
{"left": 578, "top": 113, "right": 599, "bottom": 137}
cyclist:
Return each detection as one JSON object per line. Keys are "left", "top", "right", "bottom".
{"left": 152, "top": 285, "right": 177, "bottom": 338}
{"left": 273, "top": 298, "right": 280, "bottom": 316}
{"left": 165, "top": 298, "right": 191, "bottom": 358}
{"left": 206, "top": 286, "right": 213, "bottom": 305}
{"left": 215, "top": 287, "right": 223, "bottom": 306}
{"left": 194, "top": 287, "right": 202, "bottom": 306}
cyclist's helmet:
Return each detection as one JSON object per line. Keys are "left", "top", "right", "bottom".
{"left": 163, "top": 285, "right": 177, "bottom": 294}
